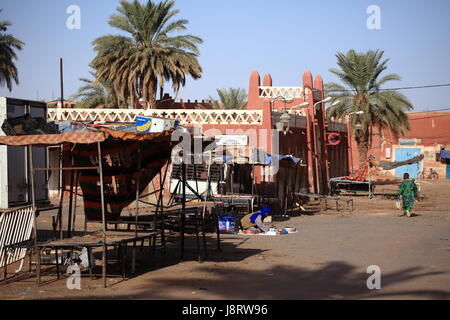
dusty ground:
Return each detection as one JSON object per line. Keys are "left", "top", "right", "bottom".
{"left": 1, "top": 179, "right": 449, "bottom": 300}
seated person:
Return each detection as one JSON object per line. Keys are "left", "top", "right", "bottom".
{"left": 240, "top": 206, "right": 272, "bottom": 233}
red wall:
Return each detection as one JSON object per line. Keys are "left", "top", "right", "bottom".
{"left": 350, "top": 112, "right": 450, "bottom": 169}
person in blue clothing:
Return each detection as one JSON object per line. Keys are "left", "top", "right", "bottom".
{"left": 240, "top": 206, "right": 272, "bottom": 233}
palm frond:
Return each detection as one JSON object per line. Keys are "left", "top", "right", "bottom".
{"left": 0, "top": 10, "right": 24, "bottom": 91}
{"left": 209, "top": 88, "right": 247, "bottom": 110}
{"left": 326, "top": 49, "right": 414, "bottom": 161}
{"left": 91, "top": 0, "right": 203, "bottom": 109}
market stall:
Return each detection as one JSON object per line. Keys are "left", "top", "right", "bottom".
{"left": 0, "top": 122, "right": 176, "bottom": 287}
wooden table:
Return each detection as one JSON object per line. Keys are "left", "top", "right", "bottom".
{"left": 35, "top": 230, "right": 157, "bottom": 284}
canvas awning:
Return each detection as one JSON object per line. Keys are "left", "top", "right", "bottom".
{"left": 0, "top": 132, "right": 106, "bottom": 146}
{"left": 0, "top": 129, "right": 174, "bottom": 147}
{"left": 0, "top": 127, "right": 176, "bottom": 222}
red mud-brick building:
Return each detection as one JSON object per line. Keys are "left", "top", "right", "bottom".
{"left": 350, "top": 112, "right": 450, "bottom": 179}
{"left": 49, "top": 70, "right": 353, "bottom": 207}
{"left": 200, "top": 70, "right": 351, "bottom": 198}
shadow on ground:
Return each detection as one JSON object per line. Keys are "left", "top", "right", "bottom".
{"left": 69, "top": 260, "right": 450, "bottom": 300}
{"left": 3, "top": 232, "right": 449, "bottom": 300}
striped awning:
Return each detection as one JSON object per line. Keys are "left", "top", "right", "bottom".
{"left": 0, "top": 132, "right": 106, "bottom": 146}
{"left": 0, "top": 129, "right": 174, "bottom": 147}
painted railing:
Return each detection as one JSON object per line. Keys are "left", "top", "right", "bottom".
{"left": 47, "top": 108, "right": 264, "bottom": 125}
{"left": 0, "top": 206, "right": 34, "bottom": 273}
{"left": 259, "top": 86, "right": 321, "bottom": 100}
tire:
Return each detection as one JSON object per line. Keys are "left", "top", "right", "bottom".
{"left": 431, "top": 173, "right": 439, "bottom": 180}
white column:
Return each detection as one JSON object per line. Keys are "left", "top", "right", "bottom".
{"left": 0, "top": 97, "right": 8, "bottom": 208}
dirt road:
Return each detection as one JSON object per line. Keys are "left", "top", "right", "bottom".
{"left": 1, "top": 180, "right": 449, "bottom": 300}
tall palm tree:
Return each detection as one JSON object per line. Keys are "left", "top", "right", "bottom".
{"left": 325, "top": 49, "right": 413, "bottom": 163}
{"left": 70, "top": 72, "right": 121, "bottom": 108}
{"left": 91, "top": 0, "right": 202, "bottom": 109}
{"left": 209, "top": 88, "right": 247, "bottom": 110}
{"left": 0, "top": 9, "right": 24, "bottom": 91}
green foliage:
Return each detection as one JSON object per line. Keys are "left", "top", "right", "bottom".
{"left": 325, "top": 49, "right": 413, "bottom": 161}
{"left": 209, "top": 88, "right": 247, "bottom": 110}
{"left": 0, "top": 9, "right": 24, "bottom": 91}
{"left": 91, "top": 0, "right": 203, "bottom": 109}
{"left": 70, "top": 71, "right": 121, "bottom": 109}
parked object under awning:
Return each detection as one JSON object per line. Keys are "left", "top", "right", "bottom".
{"left": 207, "top": 146, "right": 302, "bottom": 166}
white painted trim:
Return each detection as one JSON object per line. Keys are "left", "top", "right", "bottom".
{"left": 259, "top": 86, "right": 307, "bottom": 99}
{"left": 47, "top": 108, "right": 263, "bottom": 126}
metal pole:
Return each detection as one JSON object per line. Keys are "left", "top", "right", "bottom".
{"left": 292, "top": 162, "right": 299, "bottom": 214}
{"left": 28, "top": 146, "right": 40, "bottom": 286}
{"left": 134, "top": 148, "right": 142, "bottom": 239}
{"left": 97, "top": 142, "right": 107, "bottom": 288}
{"left": 60, "top": 58, "right": 64, "bottom": 109}
{"left": 180, "top": 160, "right": 186, "bottom": 261}
{"left": 230, "top": 165, "right": 234, "bottom": 197}
{"left": 71, "top": 171, "right": 79, "bottom": 233}
{"left": 67, "top": 154, "right": 75, "bottom": 238}
{"left": 251, "top": 164, "right": 255, "bottom": 212}
{"left": 157, "top": 161, "right": 170, "bottom": 250}
{"left": 57, "top": 145, "right": 64, "bottom": 239}
{"left": 346, "top": 116, "right": 354, "bottom": 174}
{"left": 284, "top": 163, "right": 290, "bottom": 217}
{"left": 305, "top": 111, "right": 315, "bottom": 193}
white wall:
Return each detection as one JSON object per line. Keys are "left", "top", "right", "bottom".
{"left": 0, "top": 97, "right": 8, "bottom": 208}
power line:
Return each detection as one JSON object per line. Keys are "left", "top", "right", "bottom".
{"left": 380, "top": 84, "right": 450, "bottom": 91}
{"left": 412, "top": 107, "right": 450, "bottom": 113}
{"left": 327, "top": 83, "right": 450, "bottom": 93}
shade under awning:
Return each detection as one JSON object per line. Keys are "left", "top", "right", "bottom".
{"left": 204, "top": 146, "right": 302, "bottom": 166}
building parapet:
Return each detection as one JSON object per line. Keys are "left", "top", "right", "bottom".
{"left": 259, "top": 86, "right": 322, "bottom": 101}
{"left": 47, "top": 108, "right": 264, "bottom": 126}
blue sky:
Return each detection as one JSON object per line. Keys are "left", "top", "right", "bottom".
{"left": 0, "top": 0, "right": 449, "bottom": 112}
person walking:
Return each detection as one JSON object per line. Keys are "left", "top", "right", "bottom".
{"left": 397, "top": 173, "right": 418, "bottom": 217}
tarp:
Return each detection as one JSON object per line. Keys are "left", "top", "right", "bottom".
{"left": 206, "top": 146, "right": 302, "bottom": 166}
{"left": 378, "top": 154, "right": 424, "bottom": 170}
{"left": 440, "top": 149, "right": 450, "bottom": 159}
{"left": 342, "top": 163, "right": 369, "bottom": 182}
{"left": 74, "top": 136, "right": 174, "bottom": 221}
{"left": 264, "top": 154, "right": 302, "bottom": 165}
{"left": 102, "top": 128, "right": 173, "bottom": 142}
{"left": 0, "top": 126, "right": 176, "bottom": 222}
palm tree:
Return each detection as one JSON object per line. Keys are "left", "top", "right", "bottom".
{"left": 0, "top": 9, "right": 24, "bottom": 91}
{"left": 91, "top": 0, "right": 202, "bottom": 109}
{"left": 70, "top": 71, "right": 121, "bottom": 109}
{"left": 325, "top": 49, "right": 413, "bottom": 163}
{"left": 209, "top": 88, "right": 247, "bottom": 110}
